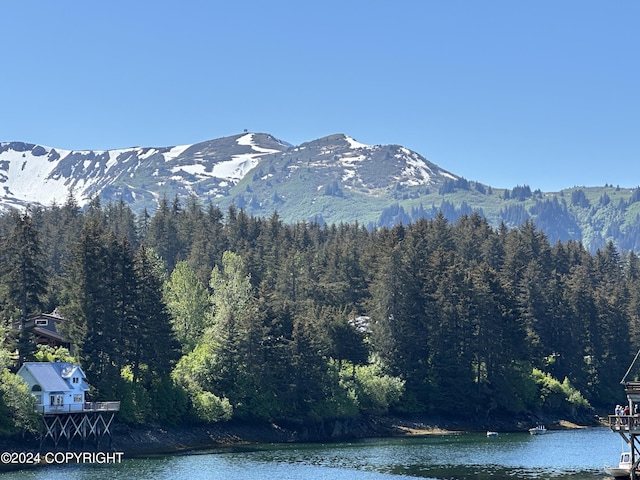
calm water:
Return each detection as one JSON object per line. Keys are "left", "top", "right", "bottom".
{"left": 0, "top": 427, "right": 627, "bottom": 480}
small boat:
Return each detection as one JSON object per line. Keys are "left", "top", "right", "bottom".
{"left": 605, "top": 451, "right": 634, "bottom": 479}
{"left": 486, "top": 431, "right": 499, "bottom": 437}
{"left": 528, "top": 425, "right": 547, "bottom": 435}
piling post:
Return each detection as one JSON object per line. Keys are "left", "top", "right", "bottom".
{"left": 39, "top": 402, "right": 120, "bottom": 450}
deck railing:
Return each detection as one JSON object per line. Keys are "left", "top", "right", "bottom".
{"left": 37, "top": 401, "right": 121, "bottom": 414}
{"left": 608, "top": 415, "right": 640, "bottom": 432}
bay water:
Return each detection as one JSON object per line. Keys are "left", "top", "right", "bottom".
{"left": 0, "top": 427, "right": 626, "bottom": 479}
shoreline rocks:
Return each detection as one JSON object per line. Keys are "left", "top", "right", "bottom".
{"left": 0, "top": 412, "right": 602, "bottom": 459}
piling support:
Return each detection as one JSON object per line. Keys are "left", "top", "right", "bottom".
{"left": 40, "top": 405, "right": 119, "bottom": 450}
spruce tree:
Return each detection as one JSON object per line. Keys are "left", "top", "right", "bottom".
{"left": 0, "top": 211, "right": 49, "bottom": 366}
{"left": 146, "top": 196, "right": 182, "bottom": 272}
{"left": 132, "top": 246, "right": 180, "bottom": 385}
{"left": 61, "top": 216, "right": 120, "bottom": 396}
{"left": 108, "top": 234, "right": 138, "bottom": 374}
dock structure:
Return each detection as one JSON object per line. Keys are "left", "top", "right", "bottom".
{"left": 609, "top": 350, "right": 640, "bottom": 480}
{"left": 40, "top": 402, "right": 120, "bottom": 449}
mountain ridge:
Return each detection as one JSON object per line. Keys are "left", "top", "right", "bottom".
{"left": 0, "top": 132, "right": 461, "bottom": 215}
{"left": 1, "top": 132, "right": 639, "bottom": 253}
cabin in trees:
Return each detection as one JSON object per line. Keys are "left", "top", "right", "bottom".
{"left": 12, "top": 310, "right": 71, "bottom": 352}
{"left": 18, "top": 362, "right": 120, "bottom": 448}
{"left": 17, "top": 362, "right": 90, "bottom": 414}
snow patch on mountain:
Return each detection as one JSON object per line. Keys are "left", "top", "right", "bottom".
{"left": 439, "top": 170, "right": 458, "bottom": 180}
{"left": 0, "top": 144, "right": 71, "bottom": 207}
{"left": 205, "top": 134, "right": 284, "bottom": 180}
{"left": 401, "top": 154, "right": 433, "bottom": 186}
{"left": 211, "top": 154, "right": 257, "bottom": 180}
{"left": 166, "top": 145, "right": 190, "bottom": 161}
{"left": 106, "top": 149, "right": 132, "bottom": 167}
{"left": 345, "top": 136, "right": 369, "bottom": 149}
{"left": 0, "top": 132, "right": 458, "bottom": 215}
{"left": 237, "top": 133, "right": 281, "bottom": 154}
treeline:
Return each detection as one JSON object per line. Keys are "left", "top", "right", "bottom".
{"left": 1, "top": 193, "right": 639, "bottom": 432}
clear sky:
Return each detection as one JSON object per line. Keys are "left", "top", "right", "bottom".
{"left": 2, "top": 1, "right": 638, "bottom": 191}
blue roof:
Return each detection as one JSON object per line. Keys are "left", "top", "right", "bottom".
{"left": 20, "top": 362, "right": 87, "bottom": 392}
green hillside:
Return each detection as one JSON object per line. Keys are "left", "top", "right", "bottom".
{"left": 221, "top": 167, "right": 640, "bottom": 253}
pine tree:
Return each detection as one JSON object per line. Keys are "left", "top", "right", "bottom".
{"left": 0, "top": 211, "right": 49, "bottom": 366}
{"left": 467, "top": 262, "right": 524, "bottom": 412}
{"left": 290, "top": 309, "right": 331, "bottom": 419}
{"left": 369, "top": 242, "right": 430, "bottom": 406}
{"left": 61, "top": 217, "right": 120, "bottom": 396}
{"left": 454, "top": 212, "right": 493, "bottom": 265}
{"left": 425, "top": 252, "right": 475, "bottom": 411}
{"left": 563, "top": 262, "right": 597, "bottom": 397}
{"left": 107, "top": 234, "right": 138, "bottom": 373}
{"left": 104, "top": 199, "right": 138, "bottom": 248}
{"left": 591, "top": 241, "right": 631, "bottom": 402}
{"left": 131, "top": 246, "right": 180, "bottom": 385}
{"left": 145, "top": 196, "right": 182, "bottom": 272}
{"left": 136, "top": 208, "right": 152, "bottom": 241}
{"left": 187, "top": 204, "right": 226, "bottom": 285}
{"left": 325, "top": 306, "right": 369, "bottom": 372}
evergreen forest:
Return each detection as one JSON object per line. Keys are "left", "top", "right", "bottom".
{"left": 1, "top": 193, "right": 639, "bottom": 435}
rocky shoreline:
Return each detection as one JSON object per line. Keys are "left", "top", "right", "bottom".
{"left": 0, "top": 412, "right": 603, "bottom": 459}
{"left": 107, "top": 411, "right": 604, "bottom": 456}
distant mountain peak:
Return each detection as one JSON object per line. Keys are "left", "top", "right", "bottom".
{"left": 3, "top": 133, "right": 640, "bottom": 254}
{"left": 0, "top": 132, "right": 458, "bottom": 221}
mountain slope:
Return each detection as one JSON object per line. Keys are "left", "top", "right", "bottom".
{"left": 0, "top": 132, "right": 460, "bottom": 222}
{"left": 1, "top": 132, "right": 640, "bottom": 253}
{"left": 0, "top": 133, "right": 289, "bottom": 212}
{"left": 222, "top": 133, "right": 461, "bottom": 224}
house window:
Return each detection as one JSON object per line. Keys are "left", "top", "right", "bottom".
{"left": 50, "top": 395, "right": 63, "bottom": 406}
{"left": 35, "top": 319, "right": 48, "bottom": 326}
{"left": 73, "top": 395, "right": 83, "bottom": 403}
{"left": 72, "top": 377, "right": 79, "bottom": 384}
{"left": 32, "top": 384, "right": 42, "bottom": 392}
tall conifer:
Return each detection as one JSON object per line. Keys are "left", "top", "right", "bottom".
{"left": 0, "top": 211, "right": 48, "bottom": 366}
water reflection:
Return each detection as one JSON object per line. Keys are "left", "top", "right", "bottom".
{"left": 0, "top": 427, "right": 623, "bottom": 480}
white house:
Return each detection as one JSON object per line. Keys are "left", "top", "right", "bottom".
{"left": 17, "top": 362, "right": 90, "bottom": 414}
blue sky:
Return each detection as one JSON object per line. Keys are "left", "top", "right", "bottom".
{"left": 2, "top": 1, "right": 638, "bottom": 191}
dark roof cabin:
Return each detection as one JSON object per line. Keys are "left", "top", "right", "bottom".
{"left": 12, "top": 310, "right": 71, "bottom": 352}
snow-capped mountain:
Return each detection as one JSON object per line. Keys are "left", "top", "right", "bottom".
{"left": 273, "top": 133, "right": 459, "bottom": 193}
{"left": 4, "top": 132, "right": 640, "bottom": 253}
{"left": 0, "top": 133, "right": 290, "bottom": 212}
{"left": 0, "top": 132, "right": 458, "bottom": 219}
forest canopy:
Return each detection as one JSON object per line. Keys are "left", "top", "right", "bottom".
{"left": 1, "top": 194, "right": 639, "bottom": 431}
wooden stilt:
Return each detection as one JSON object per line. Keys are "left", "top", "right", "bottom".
{"left": 40, "top": 406, "right": 119, "bottom": 450}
